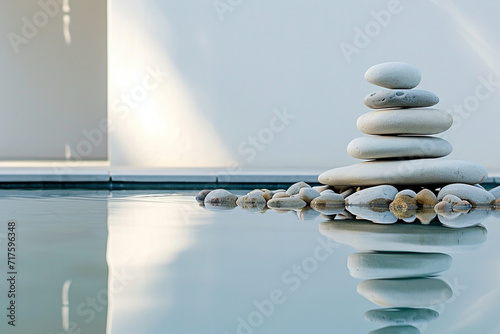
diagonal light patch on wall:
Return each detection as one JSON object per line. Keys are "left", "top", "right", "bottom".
{"left": 108, "top": 2, "right": 234, "bottom": 168}
{"left": 430, "top": 0, "right": 500, "bottom": 78}
{"left": 444, "top": 284, "right": 500, "bottom": 333}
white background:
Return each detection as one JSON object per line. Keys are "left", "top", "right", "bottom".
{"left": 109, "top": 0, "right": 500, "bottom": 172}
{"left": 3, "top": 1, "right": 500, "bottom": 173}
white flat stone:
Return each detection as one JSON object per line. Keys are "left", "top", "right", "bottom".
{"left": 438, "top": 183, "right": 495, "bottom": 205}
{"left": 348, "top": 252, "right": 452, "bottom": 279}
{"left": 273, "top": 192, "right": 290, "bottom": 199}
{"left": 402, "top": 215, "right": 416, "bottom": 223}
{"left": 365, "top": 62, "right": 421, "bottom": 89}
{"left": 267, "top": 197, "right": 306, "bottom": 209}
{"left": 286, "top": 181, "right": 310, "bottom": 195}
{"left": 452, "top": 200, "right": 473, "bottom": 212}
{"left": 340, "top": 188, "right": 355, "bottom": 198}
{"left": 347, "top": 136, "right": 453, "bottom": 159}
{"left": 312, "top": 206, "right": 346, "bottom": 216}
{"left": 442, "top": 194, "right": 462, "bottom": 204}
{"left": 319, "top": 220, "right": 487, "bottom": 253}
{"left": 296, "top": 207, "right": 321, "bottom": 221}
{"left": 489, "top": 185, "right": 500, "bottom": 199}
{"left": 204, "top": 203, "right": 236, "bottom": 211}
{"left": 236, "top": 192, "right": 266, "bottom": 209}
{"left": 318, "top": 159, "right": 487, "bottom": 187}
{"left": 434, "top": 201, "right": 451, "bottom": 213}
{"left": 320, "top": 189, "right": 336, "bottom": 195}
{"left": 260, "top": 189, "right": 274, "bottom": 201}
{"left": 346, "top": 185, "right": 398, "bottom": 206}
{"left": 298, "top": 187, "right": 320, "bottom": 203}
{"left": 398, "top": 189, "right": 417, "bottom": 198}
{"left": 346, "top": 206, "right": 398, "bottom": 224}
{"left": 310, "top": 192, "right": 345, "bottom": 214}
{"left": 204, "top": 189, "right": 238, "bottom": 209}
{"left": 195, "top": 190, "right": 212, "bottom": 203}
{"left": 364, "top": 307, "right": 439, "bottom": 325}
{"left": 357, "top": 278, "right": 452, "bottom": 307}
{"left": 437, "top": 208, "right": 492, "bottom": 228}
{"left": 364, "top": 89, "right": 439, "bottom": 109}
{"left": 335, "top": 210, "right": 356, "bottom": 220}
{"left": 311, "top": 185, "right": 328, "bottom": 192}
{"left": 357, "top": 108, "right": 453, "bottom": 135}
{"left": 368, "top": 325, "right": 421, "bottom": 334}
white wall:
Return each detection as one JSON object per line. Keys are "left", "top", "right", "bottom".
{"left": 108, "top": 0, "right": 500, "bottom": 172}
{"left": 3, "top": 1, "right": 498, "bottom": 171}
{"left": 0, "top": 0, "right": 107, "bottom": 160}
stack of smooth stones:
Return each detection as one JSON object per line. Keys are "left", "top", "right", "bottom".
{"left": 196, "top": 62, "right": 500, "bottom": 225}
{"left": 319, "top": 62, "right": 488, "bottom": 187}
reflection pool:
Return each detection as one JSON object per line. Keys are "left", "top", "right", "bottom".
{"left": 0, "top": 190, "right": 499, "bottom": 334}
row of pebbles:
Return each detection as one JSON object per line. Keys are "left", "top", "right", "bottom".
{"left": 196, "top": 183, "right": 500, "bottom": 225}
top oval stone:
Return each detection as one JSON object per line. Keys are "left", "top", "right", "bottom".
{"left": 365, "top": 62, "right": 422, "bottom": 89}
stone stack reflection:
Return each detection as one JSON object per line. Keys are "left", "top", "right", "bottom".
{"left": 319, "top": 216, "right": 488, "bottom": 333}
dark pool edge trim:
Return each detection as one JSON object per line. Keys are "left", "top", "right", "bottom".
{"left": 0, "top": 181, "right": 498, "bottom": 191}
{"left": 0, "top": 181, "right": 322, "bottom": 190}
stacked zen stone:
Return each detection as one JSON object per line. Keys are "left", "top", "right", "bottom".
{"left": 349, "top": 62, "right": 453, "bottom": 172}
{"left": 319, "top": 62, "right": 488, "bottom": 187}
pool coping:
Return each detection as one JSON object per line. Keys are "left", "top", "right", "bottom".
{"left": 0, "top": 167, "right": 498, "bottom": 189}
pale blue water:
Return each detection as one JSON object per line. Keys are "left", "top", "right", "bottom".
{"left": 0, "top": 190, "right": 499, "bottom": 334}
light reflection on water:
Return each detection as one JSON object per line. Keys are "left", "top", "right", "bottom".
{"left": 0, "top": 190, "right": 499, "bottom": 334}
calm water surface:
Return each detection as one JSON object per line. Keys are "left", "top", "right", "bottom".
{"left": 0, "top": 190, "right": 499, "bottom": 334}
